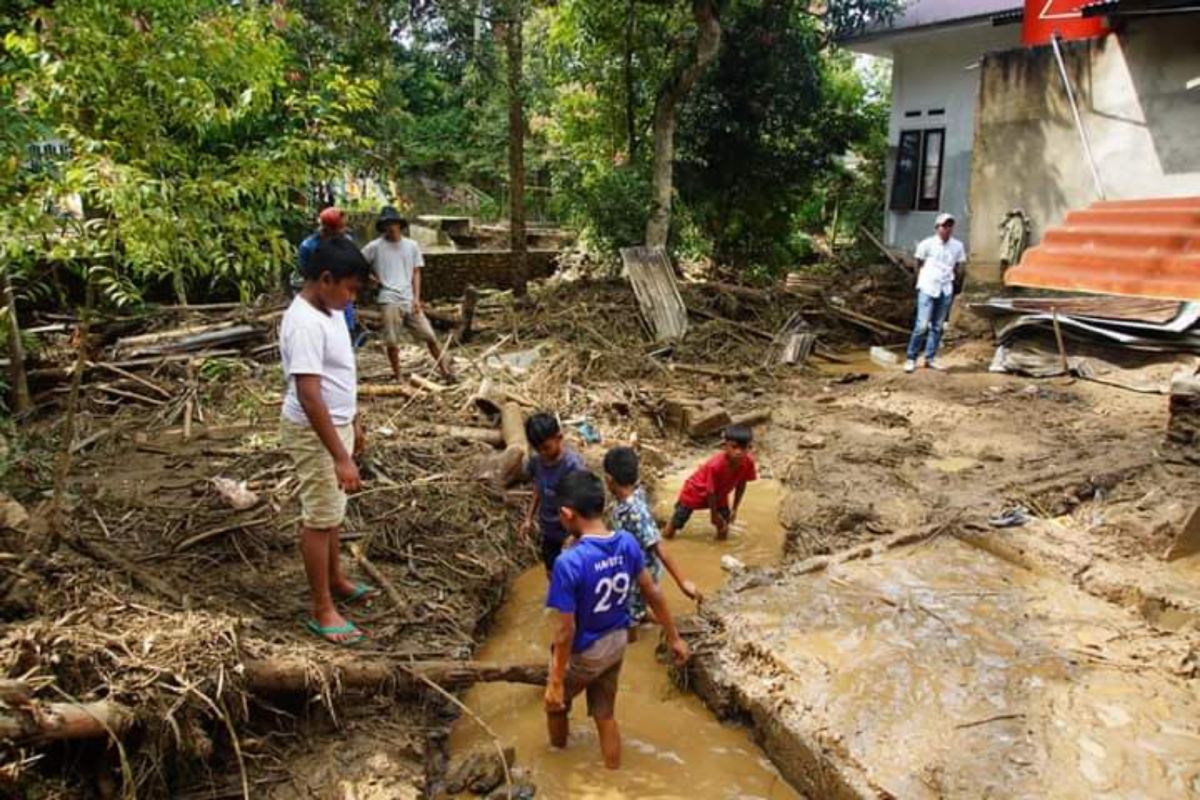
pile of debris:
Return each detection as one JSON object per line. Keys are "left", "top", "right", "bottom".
{"left": 974, "top": 295, "right": 1200, "bottom": 391}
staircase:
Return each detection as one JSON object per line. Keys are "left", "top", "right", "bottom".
{"left": 1005, "top": 197, "right": 1200, "bottom": 301}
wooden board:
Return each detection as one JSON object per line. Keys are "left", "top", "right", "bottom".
{"left": 621, "top": 246, "right": 689, "bottom": 342}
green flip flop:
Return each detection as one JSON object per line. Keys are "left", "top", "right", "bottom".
{"left": 336, "top": 582, "right": 379, "bottom": 608}
{"left": 305, "top": 619, "right": 365, "bottom": 646}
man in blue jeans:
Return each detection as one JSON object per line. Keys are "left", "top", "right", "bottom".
{"left": 905, "top": 212, "right": 966, "bottom": 373}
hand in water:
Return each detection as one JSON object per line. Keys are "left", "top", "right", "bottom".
{"left": 668, "top": 636, "right": 690, "bottom": 666}
{"left": 544, "top": 680, "right": 566, "bottom": 713}
{"left": 681, "top": 580, "right": 701, "bottom": 602}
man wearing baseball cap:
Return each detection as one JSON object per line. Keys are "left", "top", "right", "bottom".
{"left": 904, "top": 212, "right": 966, "bottom": 373}
{"left": 295, "top": 208, "right": 359, "bottom": 340}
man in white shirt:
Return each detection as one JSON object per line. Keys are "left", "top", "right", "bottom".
{"left": 362, "top": 206, "right": 455, "bottom": 381}
{"left": 905, "top": 212, "right": 967, "bottom": 373}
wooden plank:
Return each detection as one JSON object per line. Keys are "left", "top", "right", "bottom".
{"left": 621, "top": 246, "right": 689, "bottom": 342}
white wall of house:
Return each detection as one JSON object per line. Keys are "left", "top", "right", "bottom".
{"left": 882, "top": 22, "right": 1021, "bottom": 258}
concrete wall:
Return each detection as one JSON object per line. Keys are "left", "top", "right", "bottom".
{"left": 884, "top": 22, "right": 1021, "bottom": 257}
{"left": 969, "top": 15, "right": 1200, "bottom": 271}
{"left": 420, "top": 250, "right": 559, "bottom": 299}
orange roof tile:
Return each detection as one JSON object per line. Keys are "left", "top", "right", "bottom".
{"left": 1005, "top": 197, "right": 1200, "bottom": 301}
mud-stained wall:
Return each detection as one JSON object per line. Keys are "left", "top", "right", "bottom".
{"left": 970, "top": 16, "right": 1200, "bottom": 270}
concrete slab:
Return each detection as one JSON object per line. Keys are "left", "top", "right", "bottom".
{"left": 688, "top": 537, "right": 1200, "bottom": 799}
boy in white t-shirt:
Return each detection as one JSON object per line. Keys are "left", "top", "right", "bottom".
{"left": 280, "top": 236, "right": 376, "bottom": 645}
{"left": 905, "top": 212, "right": 967, "bottom": 373}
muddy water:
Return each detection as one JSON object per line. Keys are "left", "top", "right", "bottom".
{"left": 450, "top": 472, "right": 798, "bottom": 799}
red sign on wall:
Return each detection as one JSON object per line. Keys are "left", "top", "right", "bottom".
{"left": 1022, "top": 0, "right": 1110, "bottom": 46}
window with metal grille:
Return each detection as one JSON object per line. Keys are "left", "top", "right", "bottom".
{"left": 889, "top": 128, "right": 945, "bottom": 212}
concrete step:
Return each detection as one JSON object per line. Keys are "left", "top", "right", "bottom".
{"left": 1064, "top": 207, "right": 1200, "bottom": 228}
{"left": 1008, "top": 196, "right": 1200, "bottom": 300}
{"left": 1042, "top": 225, "right": 1200, "bottom": 252}
{"left": 1093, "top": 196, "right": 1200, "bottom": 210}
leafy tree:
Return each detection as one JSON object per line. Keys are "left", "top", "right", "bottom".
{"left": 2, "top": 0, "right": 375, "bottom": 308}
{"left": 676, "top": 1, "right": 894, "bottom": 270}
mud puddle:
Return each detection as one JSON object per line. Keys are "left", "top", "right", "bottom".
{"left": 449, "top": 470, "right": 798, "bottom": 798}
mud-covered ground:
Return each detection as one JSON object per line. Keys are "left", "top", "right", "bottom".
{"left": 4, "top": 274, "right": 1198, "bottom": 798}
{"left": 686, "top": 336, "right": 1200, "bottom": 799}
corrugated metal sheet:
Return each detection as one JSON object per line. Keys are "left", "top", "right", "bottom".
{"left": 1004, "top": 197, "right": 1200, "bottom": 301}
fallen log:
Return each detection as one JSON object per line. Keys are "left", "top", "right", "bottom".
{"left": 687, "top": 408, "right": 732, "bottom": 438}
{"left": 348, "top": 543, "right": 407, "bottom": 613}
{"left": 827, "top": 305, "right": 909, "bottom": 337}
{"left": 416, "top": 424, "right": 505, "bottom": 447}
{"left": 0, "top": 660, "right": 548, "bottom": 745}
{"left": 0, "top": 698, "right": 132, "bottom": 743}
{"left": 359, "top": 383, "right": 423, "bottom": 399}
{"left": 484, "top": 401, "right": 529, "bottom": 487}
{"left": 688, "top": 306, "right": 775, "bottom": 341}
{"left": 670, "top": 363, "right": 756, "bottom": 380}
{"left": 458, "top": 285, "right": 479, "bottom": 343}
{"left": 731, "top": 409, "right": 772, "bottom": 428}
{"left": 242, "top": 658, "right": 548, "bottom": 694}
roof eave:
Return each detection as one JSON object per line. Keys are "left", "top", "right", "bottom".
{"left": 840, "top": 11, "right": 1024, "bottom": 53}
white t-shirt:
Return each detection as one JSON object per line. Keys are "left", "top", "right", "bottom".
{"left": 280, "top": 295, "right": 357, "bottom": 426}
{"left": 362, "top": 236, "right": 423, "bottom": 310}
{"left": 914, "top": 235, "right": 967, "bottom": 298}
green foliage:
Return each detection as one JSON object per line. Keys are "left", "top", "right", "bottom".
{"left": 2, "top": 0, "right": 376, "bottom": 307}
{"left": 536, "top": 0, "right": 896, "bottom": 271}
{"left": 553, "top": 163, "right": 652, "bottom": 257}
{"left": 0, "top": 0, "right": 901, "bottom": 310}
{"left": 674, "top": 0, "right": 895, "bottom": 273}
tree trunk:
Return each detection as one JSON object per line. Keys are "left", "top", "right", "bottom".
{"left": 0, "top": 661, "right": 548, "bottom": 744}
{"left": 1, "top": 267, "right": 31, "bottom": 414}
{"left": 505, "top": 0, "right": 528, "bottom": 297}
{"left": 243, "top": 658, "right": 548, "bottom": 695}
{"left": 171, "top": 265, "right": 188, "bottom": 306}
{"left": 0, "top": 698, "right": 132, "bottom": 743}
{"left": 645, "top": 0, "right": 721, "bottom": 249}
{"left": 624, "top": 0, "right": 638, "bottom": 161}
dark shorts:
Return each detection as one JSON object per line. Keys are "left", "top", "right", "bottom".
{"left": 541, "top": 536, "right": 565, "bottom": 572}
{"left": 552, "top": 628, "right": 627, "bottom": 720}
{"left": 670, "top": 503, "right": 731, "bottom": 531}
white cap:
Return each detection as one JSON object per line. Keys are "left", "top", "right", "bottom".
{"left": 935, "top": 212, "right": 956, "bottom": 227}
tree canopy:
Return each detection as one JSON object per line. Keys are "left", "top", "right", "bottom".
{"left": 0, "top": 0, "right": 896, "bottom": 311}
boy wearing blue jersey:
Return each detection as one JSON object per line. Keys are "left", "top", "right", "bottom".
{"left": 544, "top": 471, "right": 689, "bottom": 769}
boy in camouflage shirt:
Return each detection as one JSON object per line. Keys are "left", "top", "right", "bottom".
{"left": 603, "top": 447, "right": 699, "bottom": 631}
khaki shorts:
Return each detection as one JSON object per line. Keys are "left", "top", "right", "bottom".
{"left": 554, "top": 628, "right": 628, "bottom": 720}
{"left": 280, "top": 419, "right": 356, "bottom": 529}
{"left": 380, "top": 305, "right": 438, "bottom": 347}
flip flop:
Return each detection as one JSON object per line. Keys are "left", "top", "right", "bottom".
{"left": 305, "top": 619, "right": 365, "bottom": 646}
{"left": 336, "top": 582, "right": 379, "bottom": 608}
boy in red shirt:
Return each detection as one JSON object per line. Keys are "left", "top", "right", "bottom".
{"left": 662, "top": 425, "right": 757, "bottom": 541}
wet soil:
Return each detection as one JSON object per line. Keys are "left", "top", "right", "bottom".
{"left": 682, "top": 340, "right": 1200, "bottom": 798}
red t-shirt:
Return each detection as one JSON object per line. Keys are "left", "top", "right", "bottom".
{"left": 677, "top": 452, "right": 758, "bottom": 510}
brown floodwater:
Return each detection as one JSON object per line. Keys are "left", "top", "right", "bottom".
{"left": 449, "top": 471, "right": 799, "bottom": 799}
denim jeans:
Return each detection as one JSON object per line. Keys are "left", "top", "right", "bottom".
{"left": 906, "top": 290, "right": 953, "bottom": 361}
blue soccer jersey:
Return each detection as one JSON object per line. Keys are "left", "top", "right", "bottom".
{"left": 546, "top": 531, "right": 646, "bottom": 653}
